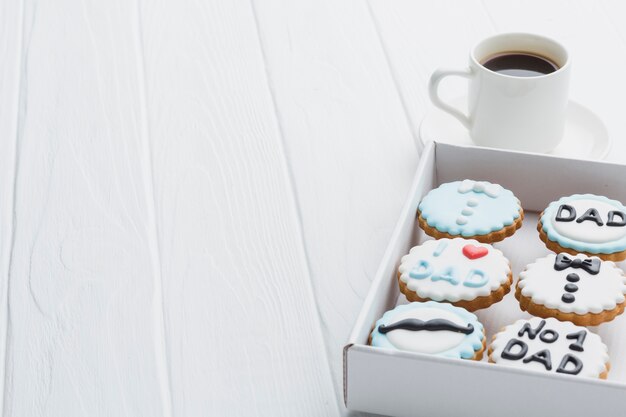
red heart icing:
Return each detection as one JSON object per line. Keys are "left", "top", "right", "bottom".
{"left": 462, "top": 244, "right": 488, "bottom": 260}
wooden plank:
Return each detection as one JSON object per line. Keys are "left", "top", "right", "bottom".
{"left": 0, "top": 0, "right": 23, "bottom": 412}
{"left": 252, "top": 0, "right": 418, "bottom": 407}
{"left": 137, "top": 0, "right": 340, "bottom": 415}
{"left": 3, "top": 0, "right": 169, "bottom": 415}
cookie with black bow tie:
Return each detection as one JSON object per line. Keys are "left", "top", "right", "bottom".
{"left": 516, "top": 253, "right": 626, "bottom": 326}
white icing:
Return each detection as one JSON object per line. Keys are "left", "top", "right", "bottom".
{"left": 457, "top": 180, "right": 501, "bottom": 198}
{"left": 456, "top": 216, "right": 468, "bottom": 225}
{"left": 386, "top": 308, "right": 467, "bottom": 353}
{"left": 461, "top": 208, "right": 474, "bottom": 216}
{"left": 457, "top": 179, "right": 474, "bottom": 193}
{"left": 467, "top": 198, "right": 479, "bottom": 207}
{"left": 551, "top": 199, "right": 626, "bottom": 243}
{"left": 399, "top": 238, "right": 510, "bottom": 302}
{"left": 490, "top": 317, "right": 609, "bottom": 378}
{"left": 517, "top": 254, "right": 626, "bottom": 314}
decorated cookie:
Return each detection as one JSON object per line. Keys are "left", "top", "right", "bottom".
{"left": 418, "top": 180, "right": 523, "bottom": 243}
{"left": 538, "top": 194, "right": 626, "bottom": 261}
{"left": 398, "top": 238, "right": 512, "bottom": 311}
{"left": 370, "top": 301, "right": 485, "bottom": 360}
{"left": 517, "top": 253, "right": 626, "bottom": 326}
{"left": 489, "top": 317, "right": 610, "bottom": 379}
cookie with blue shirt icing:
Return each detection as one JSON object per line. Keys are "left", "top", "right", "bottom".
{"left": 418, "top": 180, "right": 523, "bottom": 243}
{"left": 370, "top": 301, "right": 485, "bottom": 360}
{"left": 538, "top": 194, "right": 626, "bottom": 261}
{"left": 398, "top": 238, "right": 512, "bottom": 311}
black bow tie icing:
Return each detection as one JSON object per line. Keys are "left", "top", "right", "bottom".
{"left": 554, "top": 254, "right": 601, "bottom": 275}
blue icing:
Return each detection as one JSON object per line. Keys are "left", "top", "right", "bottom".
{"left": 370, "top": 301, "right": 484, "bottom": 359}
{"left": 409, "top": 260, "right": 433, "bottom": 279}
{"left": 432, "top": 240, "right": 448, "bottom": 256}
{"left": 431, "top": 266, "right": 460, "bottom": 285}
{"left": 541, "top": 194, "right": 626, "bottom": 254}
{"left": 463, "top": 270, "right": 488, "bottom": 288}
{"left": 418, "top": 180, "right": 520, "bottom": 237}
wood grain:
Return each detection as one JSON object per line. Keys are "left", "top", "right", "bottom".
{"left": 136, "top": 0, "right": 339, "bottom": 415}
{"left": 3, "top": 0, "right": 168, "bottom": 415}
{"left": 0, "top": 0, "right": 23, "bottom": 413}
{"left": 252, "top": 0, "right": 418, "bottom": 409}
{"left": 2, "top": 0, "right": 339, "bottom": 415}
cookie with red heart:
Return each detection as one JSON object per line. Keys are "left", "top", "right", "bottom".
{"left": 398, "top": 238, "right": 512, "bottom": 311}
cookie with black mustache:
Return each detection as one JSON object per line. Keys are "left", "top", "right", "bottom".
{"left": 369, "top": 301, "right": 485, "bottom": 360}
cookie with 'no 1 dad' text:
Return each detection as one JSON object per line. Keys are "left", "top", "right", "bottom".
{"left": 538, "top": 194, "right": 626, "bottom": 261}
{"left": 516, "top": 253, "right": 626, "bottom": 326}
{"left": 489, "top": 317, "right": 609, "bottom": 379}
{"left": 370, "top": 301, "right": 485, "bottom": 360}
{"left": 418, "top": 179, "right": 523, "bottom": 243}
{"left": 398, "top": 238, "right": 512, "bottom": 311}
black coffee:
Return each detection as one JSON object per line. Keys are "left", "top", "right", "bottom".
{"left": 482, "top": 52, "right": 559, "bottom": 77}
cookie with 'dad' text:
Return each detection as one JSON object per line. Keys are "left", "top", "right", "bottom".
{"left": 538, "top": 194, "right": 626, "bottom": 261}
{"left": 398, "top": 238, "right": 512, "bottom": 311}
{"left": 489, "top": 317, "right": 609, "bottom": 379}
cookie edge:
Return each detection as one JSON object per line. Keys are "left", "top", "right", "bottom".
{"left": 399, "top": 270, "right": 513, "bottom": 311}
{"left": 418, "top": 207, "right": 524, "bottom": 243}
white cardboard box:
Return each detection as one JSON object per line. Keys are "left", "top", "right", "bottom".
{"left": 343, "top": 142, "right": 626, "bottom": 417}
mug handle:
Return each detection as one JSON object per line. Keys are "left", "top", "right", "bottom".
{"left": 428, "top": 67, "right": 473, "bottom": 129}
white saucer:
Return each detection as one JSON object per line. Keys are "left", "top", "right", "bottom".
{"left": 418, "top": 97, "right": 611, "bottom": 160}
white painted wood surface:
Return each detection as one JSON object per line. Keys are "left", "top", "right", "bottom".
{"left": 1, "top": 0, "right": 626, "bottom": 415}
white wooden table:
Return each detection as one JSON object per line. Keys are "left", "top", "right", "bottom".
{"left": 1, "top": 0, "right": 625, "bottom": 415}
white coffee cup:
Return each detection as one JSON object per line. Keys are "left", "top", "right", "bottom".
{"left": 429, "top": 33, "right": 571, "bottom": 153}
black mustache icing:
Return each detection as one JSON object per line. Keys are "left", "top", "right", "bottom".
{"left": 378, "top": 318, "right": 474, "bottom": 335}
